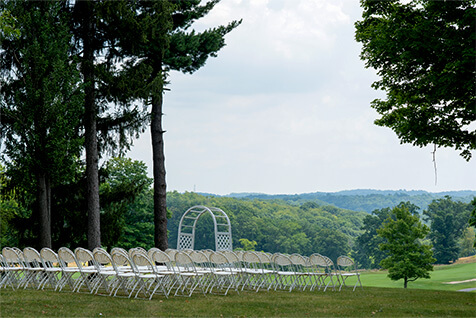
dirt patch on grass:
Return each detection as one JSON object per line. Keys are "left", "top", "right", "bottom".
{"left": 452, "top": 255, "right": 476, "bottom": 264}
{"left": 443, "top": 278, "right": 476, "bottom": 285}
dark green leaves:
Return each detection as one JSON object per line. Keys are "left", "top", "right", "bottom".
{"left": 356, "top": 0, "right": 476, "bottom": 160}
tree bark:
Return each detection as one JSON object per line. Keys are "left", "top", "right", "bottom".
{"left": 151, "top": 86, "right": 168, "bottom": 251}
{"left": 38, "top": 173, "right": 52, "bottom": 248}
{"left": 404, "top": 276, "right": 408, "bottom": 288}
{"left": 79, "top": 0, "right": 101, "bottom": 250}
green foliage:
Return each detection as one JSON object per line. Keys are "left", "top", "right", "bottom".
{"left": 355, "top": 0, "right": 476, "bottom": 160}
{"left": 352, "top": 207, "right": 392, "bottom": 269}
{"left": 352, "top": 202, "right": 421, "bottom": 269}
{"left": 117, "top": 189, "right": 155, "bottom": 250}
{"left": 165, "top": 192, "right": 366, "bottom": 256}
{"left": 0, "top": 9, "right": 20, "bottom": 40}
{"left": 1, "top": 1, "right": 83, "bottom": 185}
{"left": 233, "top": 190, "right": 476, "bottom": 214}
{"left": 238, "top": 238, "right": 257, "bottom": 251}
{"left": 1, "top": 158, "right": 150, "bottom": 249}
{"left": 1, "top": 1, "right": 85, "bottom": 247}
{"left": 99, "top": 158, "right": 152, "bottom": 248}
{"left": 0, "top": 165, "right": 30, "bottom": 248}
{"left": 378, "top": 205, "right": 435, "bottom": 288}
{"left": 469, "top": 197, "right": 476, "bottom": 248}
{"left": 459, "top": 227, "right": 476, "bottom": 258}
{"left": 423, "top": 196, "right": 472, "bottom": 264}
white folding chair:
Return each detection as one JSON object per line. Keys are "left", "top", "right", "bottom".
{"left": 151, "top": 249, "right": 178, "bottom": 297}
{"left": 39, "top": 248, "right": 62, "bottom": 290}
{"left": 110, "top": 249, "right": 137, "bottom": 297}
{"left": 21, "top": 247, "right": 47, "bottom": 289}
{"left": 74, "top": 247, "right": 101, "bottom": 293}
{"left": 57, "top": 247, "right": 81, "bottom": 292}
{"left": 208, "top": 252, "right": 240, "bottom": 295}
{"left": 131, "top": 251, "right": 168, "bottom": 300}
{"left": 174, "top": 251, "right": 207, "bottom": 297}
{"left": 241, "top": 251, "right": 274, "bottom": 292}
{"left": 2, "top": 247, "right": 25, "bottom": 289}
{"left": 309, "top": 253, "right": 337, "bottom": 291}
{"left": 271, "top": 253, "right": 298, "bottom": 292}
{"left": 337, "top": 256, "right": 363, "bottom": 291}
{"left": 290, "top": 253, "right": 315, "bottom": 291}
{"left": 91, "top": 249, "right": 118, "bottom": 295}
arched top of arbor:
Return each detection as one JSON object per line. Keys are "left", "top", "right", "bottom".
{"left": 177, "top": 205, "right": 233, "bottom": 251}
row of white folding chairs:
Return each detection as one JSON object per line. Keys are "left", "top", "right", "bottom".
{"left": 167, "top": 249, "right": 361, "bottom": 292}
{"left": 1, "top": 247, "right": 361, "bottom": 298}
{"left": 0, "top": 246, "right": 241, "bottom": 298}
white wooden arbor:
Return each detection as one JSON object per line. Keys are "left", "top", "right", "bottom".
{"left": 177, "top": 206, "right": 233, "bottom": 251}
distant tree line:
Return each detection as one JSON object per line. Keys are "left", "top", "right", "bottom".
{"left": 230, "top": 191, "right": 476, "bottom": 214}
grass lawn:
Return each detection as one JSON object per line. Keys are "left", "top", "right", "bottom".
{"left": 1, "top": 258, "right": 475, "bottom": 317}
{"left": 1, "top": 287, "right": 475, "bottom": 317}
{"left": 357, "top": 262, "right": 476, "bottom": 292}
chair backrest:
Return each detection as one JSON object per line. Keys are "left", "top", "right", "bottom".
{"left": 93, "top": 249, "right": 116, "bottom": 271}
{"left": 131, "top": 252, "right": 156, "bottom": 274}
{"left": 111, "top": 248, "right": 134, "bottom": 271}
{"left": 165, "top": 248, "right": 178, "bottom": 259}
{"left": 337, "top": 255, "right": 356, "bottom": 272}
{"left": 175, "top": 251, "right": 196, "bottom": 272}
{"left": 189, "top": 250, "right": 210, "bottom": 268}
{"left": 209, "top": 251, "right": 229, "bottom": 266}
{"left": 242, "top": 251, "right": 260, "bottom": 264}
{"left": 40, "top": 248, "right": 59, "bottom": 268}
{"left": 309, "top": 253, "right": 327, "bottom": 267}
{"left": 58, "top": 247, "right": 78, "bottom": 269}
{"left": 23, "top": 247, "right": 43, "bottom": 268}
{"left": 12, "top": 247, "right": 24, "bottom": 260}
{"left": 273, "top": 253, "right": 293, "bottom": 267}
{"left": 233, "top": 250, "right": 245, "bottom": 261}
{"left": 75, "top": 247, "right": 95, "bottom": 268}
{"left": 222, "top": 250, "right": 241, "bottom": 268}
{"left": 151, "top": 249, "right": 171, "bottom": 263}
{"left": 148, "top": 247, "right": 161, "bottom": 261}
{"left": 128, "top": 247, "right": 147, "bottom": 259}
{"left": 290, "top": 253, "right": 309, "bottom": 272}
{"left": 258, "top": 252, "right": 275, "bottom": 271}
{"left": 2, "top": 247, "right": 22, "bottom": 266}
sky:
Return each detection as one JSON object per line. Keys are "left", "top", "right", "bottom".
{"left": 126, "top": 0, "right": 475, "bottom": 195}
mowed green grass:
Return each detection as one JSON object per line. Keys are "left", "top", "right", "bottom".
{"left": 1, "top": 287, "right": 475, "bottom": 317}
{"left": 352, "top": 262, "right": 476, "bottom": 292}
{"left": 1, "top": 260, "right": 475, "bottom": 317}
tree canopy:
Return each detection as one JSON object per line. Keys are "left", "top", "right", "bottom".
{"left": 423, "top": 196, "right": 472, "bottom": 264}
{"left": 355, "top": 0, "right": 476, "bottom": 160}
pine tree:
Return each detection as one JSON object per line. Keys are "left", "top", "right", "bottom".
{"left": 0, "top": 0, "right": 83, "bottom": 248}
{"left": 118, "top": 0, "right": 241, "bottom": 249}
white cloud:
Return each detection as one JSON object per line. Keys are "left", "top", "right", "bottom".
{"left": 126, "top": 0, "right": 476, "bottom": 195}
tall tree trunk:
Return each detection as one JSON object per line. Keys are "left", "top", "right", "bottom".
{"left": 38, "top": 173, "right": 52, "bottom": 248}
{"left": 80, "top": 1, "right": 101, "bottom": 250}
{"left": 151, "top": 85, "right": 168, "bottom": 251}
{"left": 404, "top": 276, "right": 408, "bottom": 288}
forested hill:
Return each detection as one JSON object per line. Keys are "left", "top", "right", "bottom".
{"left": 165, "top": 191, "right": 367, "bottom": 258}
{"left": 205, "top": 190, "right": 476, "bottom": 214}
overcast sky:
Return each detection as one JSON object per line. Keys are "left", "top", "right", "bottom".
{"left": 126, "top": 0, "right": 475, "bottom": 195}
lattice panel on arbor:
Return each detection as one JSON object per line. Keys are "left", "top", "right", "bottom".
{"left": 177, "top": 205, "right": 233, "bottom": 251}
{"left": 177, "top": 233, "right": 194, "bottom": 250}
